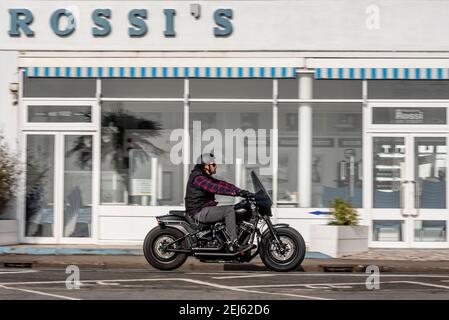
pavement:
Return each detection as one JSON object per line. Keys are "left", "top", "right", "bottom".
{"left": 0, "top": 245, "right": 449, "bottom": 273}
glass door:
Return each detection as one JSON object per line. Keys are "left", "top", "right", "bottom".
{"left": 370, "top": 133, "right": 448, "bottom": 248}
{"left": 24, "top": 132, "right": 94, "bottom": 243}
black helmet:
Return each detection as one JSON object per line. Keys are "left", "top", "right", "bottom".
{"left": 197, "top": 152, "right": 215, "bottom": 165}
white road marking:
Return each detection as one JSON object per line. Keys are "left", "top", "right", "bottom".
{"left": 0, "top": 269, "right": 39, "bottom": 275}
{"left": 402, "top": 281, "right": 449, "bottom": 290}
{"left": 223, "top": 273, "right": 449, "bottom": 278}
{"left": 0, "top": 284, "right": 81, "bottom": 300}
{"left": 96, "top": 281, "right": 121, "bottom": 286}
{"left": 188, "top": 272, "right": 253, "bottom": 275}
{"left": 235, "top": 280, "right": 449, "bottom": 291}
{"left": 0, "top": 277, "right": 332, "bottom": 300}
{"left": 212, "top": 274, "right": 275, "bottom": 279}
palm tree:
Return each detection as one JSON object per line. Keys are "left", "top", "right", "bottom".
{"left": 66, "top": 103, "right": 164, "bottom": 172}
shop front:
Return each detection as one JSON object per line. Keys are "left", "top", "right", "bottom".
{"left": 17, "top": 71, "right": 449, "bottom": 248}
{"left": 1, "top": 1, "right": 448, "bottom": 248}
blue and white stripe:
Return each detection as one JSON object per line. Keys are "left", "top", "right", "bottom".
{"left": 23, "top": 66, "right": 297, "bottom": 78}
{"left": 315, "top": 68, "right": 449, "bottom": 80}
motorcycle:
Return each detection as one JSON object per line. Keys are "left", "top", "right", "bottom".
{"left": 143, "top": 170, "right": 306, "bottom": 272}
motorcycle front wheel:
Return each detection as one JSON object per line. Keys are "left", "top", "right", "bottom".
{"left": 143, "top": 227, "right": 188, "bottom": 271}
{"left": 260, "top": 227, "right": 306, "bottom": 272}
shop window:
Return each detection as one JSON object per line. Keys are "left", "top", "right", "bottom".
{"left": 372, "top": 137, "right": 404, "bottom": 208}
{"left": 23, "top": 78, "right": 96, "bottom": 97}
{"left": 372, "top": 107, "right": 447, "bottom": 125}
{"left": 278, "top": 79, "right": 298, "bottom": 99}
{"left": 278, "top": 105, "right": 299, "bottom": 207}
{"left": 368, "top": 80, "right": 449, "bottom": 99}
{"left": 102, "top": 79, "right": 183, "bottom": 98}
{"left": 190, "top": 103, "right": 272, "bottom": 204}
{"left": 414, "top": 220, "right": 447, "bottom": 242}
{"left": 28, "top": 105, "right": 92, "bottom": 123}
{"left": 100, "top": 102, "right": 183, "bottom": 206}
{"left": 312, "top": 103, "right": 363, "bottom": 208}
{"left": 373, "top": 220, "right": 404, "bottom": 241}
{"left": 415, "top": 137, "right": 447, "bottom": 209}
{"left": 190, "top": 79, "right": 272, "bottom": 99}
{"left": 314, "top": 80, "right": 363, "bottom": 99}
{"left": 25, "top": 135, "right": 55, "bottom": 237}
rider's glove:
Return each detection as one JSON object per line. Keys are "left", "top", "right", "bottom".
{"left": 238, "top": 189, "right": 254, "bottom": 198}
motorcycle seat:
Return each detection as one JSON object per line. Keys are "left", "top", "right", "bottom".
{"left": 169, "top": 210, "right": 208, "bottom": 229}
{"left": 169, "top": 210, "right": 186, "bottom": 218}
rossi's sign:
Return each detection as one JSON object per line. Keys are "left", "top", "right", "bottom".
{"left": 7, "top": 7, "right": 233, "bottom": 38}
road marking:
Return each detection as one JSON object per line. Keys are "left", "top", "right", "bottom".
{"left": 212, "top": 274, "right": 275, "bottom": 279}
{"left": 190, "top": 272, "right": 449, "bottom": 278}
{"left": 0, "top": 284, "right": 81, "bottom": 300}
{"left": 188, "top": 272, "right": 254, "bottom": 275}
{"left": 235, "top": 282, "right": 373, "bottom": 289}
{"left": 0, "top": 277, "right": 332, "bottom": 300}
{"left": 96, "top": 281, "right": 121, "bottom": 286}
{"left": 402, "top": 281, "right": 449, "bottom": 290}
{"left": 235, "top": 280, "right": 449, "bottom": 291}
{"left": 0, "top": 269, "right": 38, "bottom": 275}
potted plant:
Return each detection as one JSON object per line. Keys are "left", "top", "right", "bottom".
{"left": 309, "top": 198, "right": 368, "bottom": 258}
{"left": 0, "top": 135, "right": 20, "bottom": 245}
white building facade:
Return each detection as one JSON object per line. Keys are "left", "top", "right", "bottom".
{"left": 1, "top": 0, "right": 449, "bottom": 248}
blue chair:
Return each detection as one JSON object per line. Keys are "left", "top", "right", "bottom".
{"left": 322, "top": 186, "right": 363, "bottom": 208}
{"left": 421, "top": 180, "right": 446, "bottom": 208}
{"left": 374, "top": 190, "right": 400, "bottom": 208}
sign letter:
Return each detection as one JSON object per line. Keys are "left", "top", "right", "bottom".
{"left": 50, "top": 9, "right": 76, "bottom": 37}
{"left": 129, "top": 9, "right": 148, "bottom": 37}
{"left": 164, "top": 9, "right": 176, "bottom": 37}
{"left": 214, "top": 9, "right": 233, "bottom": 37}
{"left": 92, "top": 9, "right": 111, "bottom": 37}
{"left": 9, "top": 9, "right": 34, "bottom": 37}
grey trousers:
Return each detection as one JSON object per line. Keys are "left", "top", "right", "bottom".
{"left": 193, "top": 205, "right": 237, "bottom": 241}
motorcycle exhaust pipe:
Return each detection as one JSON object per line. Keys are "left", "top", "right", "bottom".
{"left": 191, "top": 246, "right": 224, "bottom": 252}
{"left": 193, "top": 245, "right": 256, "bottom": 257}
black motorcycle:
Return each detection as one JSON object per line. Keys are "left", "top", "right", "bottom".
{"left": 143, "top": 171, "right": 306, "bottom": 272}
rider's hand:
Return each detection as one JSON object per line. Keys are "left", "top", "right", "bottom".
{"left": 238, "top": 189, "right": 254, "bottom": 198}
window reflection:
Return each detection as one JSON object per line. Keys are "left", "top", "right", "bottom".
{"left": 101, "top": 102, "right": 183, "bottom": 206}
{"left": 25, "top": 135, "right": 55, "bottom": 237}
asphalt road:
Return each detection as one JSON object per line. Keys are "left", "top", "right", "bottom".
{"left": 1, "top": 268, "right": 449, "bottom": 300}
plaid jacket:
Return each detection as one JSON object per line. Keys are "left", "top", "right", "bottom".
{"left": 192, "top": 174, "right": 241, "bottom": 208}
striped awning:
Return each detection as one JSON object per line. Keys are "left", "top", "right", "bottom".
{"left": 23, "top": 66, "right": 297, "bottom": 78}
{"left": 315, "top": 68, "right": 449, "bottom": 80}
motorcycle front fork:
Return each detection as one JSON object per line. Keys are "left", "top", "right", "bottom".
{"left": 262, "top": 216, "right": 285, "bottom": 253}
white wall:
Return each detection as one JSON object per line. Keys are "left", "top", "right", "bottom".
{"left": 0, "top": 50, "right": 19, "bottom": 219}
{"left": 1, "top": 0, "right": 449, "bottom": 52}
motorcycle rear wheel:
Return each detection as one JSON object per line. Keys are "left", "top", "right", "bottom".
{"left": 260, "top": 227, "right": 306, "bottom": 272}
{"left": 143, "top": 227, "right": 188, "bottom": 271}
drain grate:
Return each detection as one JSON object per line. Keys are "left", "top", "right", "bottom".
{"left": 320, "top": 265, "right": 355, "bottom": 272}
{"left": 2, "top": 262, "right": 33, "bottom": 268}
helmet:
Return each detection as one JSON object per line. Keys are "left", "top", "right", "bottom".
{"left": 197, "top": 152, "right": 215, "bottom": 165}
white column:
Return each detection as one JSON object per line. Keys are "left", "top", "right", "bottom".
{"left": 183, "top": 79, "right": 190, "bottom": 201}
{"left": 150, "top": 157, "right": 158, "bottom": 206}
{"left": 298, "top": 73, "right": 313, "bottom": 207}
{"left": 272, "top": 79, "right": 278, "bottom": 208}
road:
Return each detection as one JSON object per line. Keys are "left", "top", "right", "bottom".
{"left": 1, "top": 268, "right": 449, "bottom": 300}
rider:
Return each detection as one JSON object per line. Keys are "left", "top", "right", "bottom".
{"left": 185, "top": 152, "right": 253, "bottom": 251}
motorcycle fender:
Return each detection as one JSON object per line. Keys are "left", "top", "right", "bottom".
{"left": 261, "top": 223, "right": 290, "bottom": 238}
{"left": 159, "top": 224, "right": 193, "bottom": 247}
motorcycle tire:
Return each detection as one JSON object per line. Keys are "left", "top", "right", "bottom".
{"left": 143, "top": 227, "right": 188, "bottom": 271}
{"left": 260, "top": 227, "right": 306, "bottom": 272}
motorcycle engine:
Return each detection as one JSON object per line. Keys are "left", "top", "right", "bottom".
{"left": 196, "top": 230, "right": 221, "bottom": 248}
{"left": 236, "top": 221, "right": 255, "bottom": 244}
